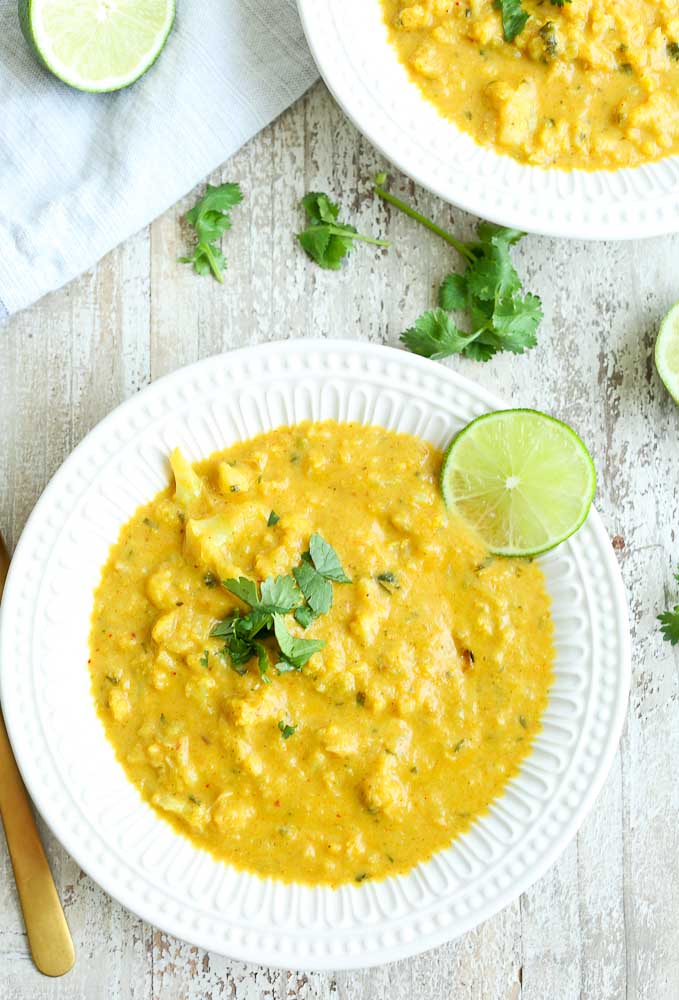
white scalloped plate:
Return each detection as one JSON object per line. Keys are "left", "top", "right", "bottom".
{"left": 297, "top": 0, "right": 679, "bottom": 240}
{"left": 0, "top": 341, "right": 630, "bottom": 969}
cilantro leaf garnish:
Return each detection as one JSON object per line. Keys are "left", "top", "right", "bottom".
{"left": 223, "top": 575, "right": 302, "bottom": 615}
{"left": 211, "top": 606, "right": 273, "bottom": 681}
{"left": 260, "top": 575, "right": 303, "bottom": 614}
{"left": 438, "top": 273, "right": 467, "bottom": 312}
{"left": 659, "top": 567, "right": 679, "bottom": 645}
{"left": 179, "top": 182, "right": 243, "bottom": 283}
{"left": 495, "top": 0, "right": 529, "bottom": 41}
{"left": 293, "top": 560, "right": 333, "bottom": 618}
{"left": 308, "top": 533, "right": 351, "bottom": 583}
{"left": 273, "top": 615, "right": 325, "bottom": 672}
{"left": 253, "top": 641, "right": 271, "bottom": 682}
{"left": 278, "top": 720, "right": 297, "bottom": 739}
{"left": 659, "top": 609, "right": 679, "bottom": 645}
{"left": 210, "top": 536, "right": 350, "bottom": 678}
{"left": 222, "top": 576, "right": 260, "bottom": 608}
{"left": 374, "top": 177, "right": 542, "bottom": 363}
{"left": 267, "top": 510, "right": 280, "bottom": 527}
{"left": 297, "top": 192, "right": 390, "bottom": 270}
{"left": 294, "top": 605, "right": 315, "bottom": 630}
{"left": 401, "top": 309, "right": 470, "bottom": 360}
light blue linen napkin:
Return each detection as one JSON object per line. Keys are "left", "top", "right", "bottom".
{"left": 0, "top": 0, "right": 317, "bottom": 321}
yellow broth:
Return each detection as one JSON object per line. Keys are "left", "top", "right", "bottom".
{"left": 89, "top": 421, "right": 554, "bottom": 886}
{"left": 381, "top": 0, "right": 679, "bottom": 170}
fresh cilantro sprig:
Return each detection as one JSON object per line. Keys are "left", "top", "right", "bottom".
{"left": 179, "top": 182, "right": 243, "bottom": 283}
{"left": 210, "top": 533, "right": 351, "bottom": 677}
{"left": 659, "top": 567, "right": 679, "bottom": 645}
{"left": 495, "top": 0, "right": 528, "bottom": 42}
{"left": 297, "top": 192, "right": 390, "bottom": 270}
{"left": 278, "top": 720, "right": 297, "bottom": 739}
{"left": 373, "top": 176, "right": 542, "bottom": 362}
{"left": 274, "top": 615, "right": 325, "bottom": 672}
{"left": 494, "top": 0, "right": 568, "bottom": 44}
{"left": 293, "top": 532, "right": 352, "bottom": 628}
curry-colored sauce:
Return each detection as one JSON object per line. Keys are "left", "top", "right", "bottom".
{"left": 381, "top": 0, "right": 679, "bottom": 171}
{"left": 89, "top": 421, "right": 554, "bottom": 886}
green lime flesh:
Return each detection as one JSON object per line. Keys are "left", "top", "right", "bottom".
{"left": 441, "top": 408, "right": 596, "bottom": 557}
{"left": 655, "top": 301, "right": 679, "bottom": 406}
{"left": 19, "top": 0, "right": 175, "bottom": 93}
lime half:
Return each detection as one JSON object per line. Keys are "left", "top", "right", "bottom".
{"left": 655, "top": 301, "right": 679, "bottom": 405}
{"left": 19, "top": 0, "right": 175, "bottom": 93}
{"left": 441, "top": 409, "right": 596, "bottom": 557}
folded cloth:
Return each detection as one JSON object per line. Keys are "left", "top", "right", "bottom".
{"left": 0, "top": 0, "right": 317, "bottom": 322}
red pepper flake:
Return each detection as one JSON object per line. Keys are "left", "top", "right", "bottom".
{"left": 274, "top": 799, "right": 280, "bottom": 807}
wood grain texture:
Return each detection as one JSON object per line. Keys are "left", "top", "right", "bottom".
{"left": 1, "top": 81, "right": 678, "bottom": 999}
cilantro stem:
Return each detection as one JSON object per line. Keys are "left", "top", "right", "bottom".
{"left": 373, "top": 183, "right": 475, "bottom": 263}
{"left": 202, "top": 243, "right": 224, "bottom": 284}
{"left": 324, "top": 225, "right": 390, "bottom": 248}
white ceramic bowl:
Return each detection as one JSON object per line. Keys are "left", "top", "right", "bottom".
{"left": 0, "top": 341, "right": 630, "bottom": 969}
{"left": 297, "top": 0, "right": 679, "bottom": 240}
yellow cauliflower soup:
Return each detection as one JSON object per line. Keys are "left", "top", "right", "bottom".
{"left": 89, "top": 421, "right": 554, "bottom": 886}
{"left": 381, "top": 0, "right": 679, "bottom": 170}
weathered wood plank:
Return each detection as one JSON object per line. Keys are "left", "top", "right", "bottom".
{"left": 1, "top": 79, "right": 679, "bottom": 999}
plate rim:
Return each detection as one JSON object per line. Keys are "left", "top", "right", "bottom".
{"left": 296, "top": 0, "right": 679, "bottom": 241}
{"left": 0, "top": 338, "right": 632, "bottom": 969}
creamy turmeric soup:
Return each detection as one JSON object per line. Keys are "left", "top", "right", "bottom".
{"left": 89, "top": 421, "right": 554, "bottom": 886}
{"left": 381, "top": 0, "right": 679, "bottom": 170}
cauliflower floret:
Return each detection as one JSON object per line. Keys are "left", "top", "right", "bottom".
{"left": 150, "top": 650, "right": 177, "bottom": 690}
{"left": 360, "top": 754, "right": 410, "bottom": 816}
{"left": 108, "top": 686, "right": 131, "bottom": 722}
{"left": 151, "top": 791, "right": 209, "bottom": 829}
{"left": 224, "top": 684, "right": 287, "bottom": 727}
{"left": 398, "top": 4, "right": 431, "bottom": 29}
{"left": 485, "top": 79, "right": 538, "bottom": 149}
{"left": 185, "top": 503, "right": 267, "bottom": 578}
{"left": 349, "top": 578, "right": 390, "bottom": 646}
{"left": 147, "top": 733, "right": 198, "bottom": 786}
{"left": 170, "top": 448, "right": 204, "bottom": 508}
{"left": 320, "top": 724, "right": 361, "bottom": 756}
{"left": 151, "top": 605, "right": 214, "bottom": 657}
{"left": 211, "top": 792, "right": 256, "bottom": 830}
{"left": 217, "top": 462, "right": 252, "bottom": 495}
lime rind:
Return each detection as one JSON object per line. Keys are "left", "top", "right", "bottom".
{"left": 20, "top": 0, "right": 175, "bottom": 93}
{"left": 441, "top": 408, "right": 596, "bottom": 557}
{"left": 655, "top": 301, "right": 679, "bottom": 406}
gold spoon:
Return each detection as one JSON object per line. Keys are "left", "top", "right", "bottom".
{"left": 0, "top": 534, "right": 75, "bottom": 977}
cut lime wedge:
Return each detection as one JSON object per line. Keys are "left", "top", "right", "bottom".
{"left": 655, "top": 301, "right": 679, "bottom": 406}
{"left": 441, "top": 409, "right": 596, "bottom": 557}
{"left": 19, "top": 0, "right": 175, "bottom": 93}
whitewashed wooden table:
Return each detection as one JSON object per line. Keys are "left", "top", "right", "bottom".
{"left": 1, "top": 81, "right": 678, "bottom": 1000}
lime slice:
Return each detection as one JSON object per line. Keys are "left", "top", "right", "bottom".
{"left": 655, "top": 301, "right": 679, "bottom": 405}
{"left": 441, "top": 409, "right": 596, "bottom": 557}
{"left": 19, "top": 0, "right": 175, "bottom": 93}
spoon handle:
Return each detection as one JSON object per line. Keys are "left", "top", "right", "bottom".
{"left": 0, "top": 537, "right": 75, "bottom": 977}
